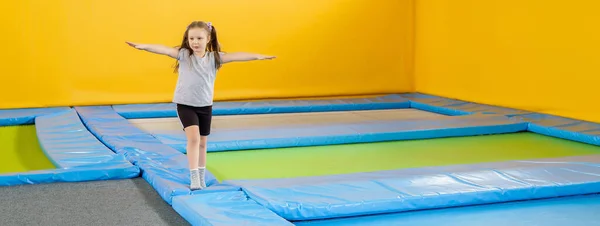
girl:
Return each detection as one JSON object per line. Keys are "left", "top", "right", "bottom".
{"left": 126, "top": 21, "right": 275, "bottom": 190}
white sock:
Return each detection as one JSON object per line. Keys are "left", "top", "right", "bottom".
{"left": 198, "top": 167, "right": 206, "bottom": 188}
{"left": 190, "top": 169, "right": 201, "bottom": 190}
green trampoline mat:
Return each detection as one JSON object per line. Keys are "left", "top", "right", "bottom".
{"left": 0, "top": 125, "right": 55, "bottom": 174}
{"left": 207, "top": 132, "right": 600, "bottom": 181}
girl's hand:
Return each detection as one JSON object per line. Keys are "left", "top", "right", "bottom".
{"left": 126, "top": 41, "right": 144, "bottom": 50}
{"left": 221, "top": 52, "right": 276, "bottom": 63}
{"left": 124, "top": 42, "right": 179, "bottom": 58}
{"left": 259, "top": 55, "right": 276, "bottom": 60}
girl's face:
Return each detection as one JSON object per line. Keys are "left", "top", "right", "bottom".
{"left": 187, "top": 27, "right": 210, "bottom": 53}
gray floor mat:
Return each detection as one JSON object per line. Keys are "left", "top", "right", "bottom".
{"left": 0, "top": 178, "right": 189, "bottom": 226}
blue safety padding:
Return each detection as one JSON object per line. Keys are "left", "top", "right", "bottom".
{"left": 409, "top": 101, "right": 471, "bottom": 116}
{"left": 515, "top": 113, "right": 600, "bottom": 146}
{"left": 172, "top": 191, "right": 294, "bottom": 226}
{"left": 75, "top": 106, "right": 182, "bottom": 162}
{"left": 74, "top": 106, "right": 226, "bottom": 204}
{"left": 0, "top": 109, "right": 139, "bottom": 186}
{"left": 0, "top": 107, "right": 71, "bottom": 126}
{"left": 0, "top": 167, "right": 139, "bottom": 186}
{"left": 223, "top": 155, "right": 600, "bottom": 221}
{"left": 294, "top": 194, "right": 600, "bottom": 226}
{"left": 449, "top": 102, "right": 531, "bottom": 116}
{"left": 112, "top": 94, "right": 411, "bottom": 119}
{"left": 400, "top": 93, "right": 531, "bottom": 117}
{"left": 113, "top": 103, "right": 176, "bottom": 119}
{"left": 36, "top": 109, "right": 138, "bottom": 170}
{"left": 137, "top": 154, "right": 228, "bottom": 204}
{"left": 150, "top": 115, "right": 528, "bottom": 153}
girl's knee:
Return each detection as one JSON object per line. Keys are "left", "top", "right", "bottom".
{"left": 199, "top": 136, "right": 208, "bottom": 149}
{"left": 187, "top": 135, "right": 201, "bottom": 145}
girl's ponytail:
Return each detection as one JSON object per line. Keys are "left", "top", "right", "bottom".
{"left": 207, "top": 23, "right": 222, "bottom": 69}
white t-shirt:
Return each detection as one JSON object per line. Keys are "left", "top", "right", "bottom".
{"left": 172, "top": 48, "right": 219, "bottom": 107}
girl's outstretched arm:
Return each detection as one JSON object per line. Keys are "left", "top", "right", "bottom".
{"left": 126, "top": 42, "right": 179, "bottom": 59}
{"left": 221, "top": 52, "right": 276, "bottom": 64}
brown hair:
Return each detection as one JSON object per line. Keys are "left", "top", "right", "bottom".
{"left": 174, "top": 21, "right": 222, "bottom": 72}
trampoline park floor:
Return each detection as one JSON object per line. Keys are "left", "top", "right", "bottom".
{"left": 1, "top": 93, "right": 600, "bottom": 225}
{"left": 0, "top": 178, "right": 189, "bottom": 225}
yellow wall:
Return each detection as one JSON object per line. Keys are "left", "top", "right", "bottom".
{"left": 415, "top": 0, "right": 600, "bottom": 123}
{"left": 0, "top": 0, "right": 414, "bottom": 109}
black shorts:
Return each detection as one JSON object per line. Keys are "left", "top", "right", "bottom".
{"left": 176, "top": 104, "right": 213, "bottom": 136}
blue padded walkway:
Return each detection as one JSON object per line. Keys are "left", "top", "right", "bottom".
{"left": 294, "top": 194, "right": 600, "bottom": 226}
{"left": 399, "top": 93, "right": 532, "bottom": 116}
{"left": 172, "top": 191, "right": 293, "bottom": 226}
{"left": 75, "top": 106, "right": 236, "bottom": 204}
{"left": 401, "top": 93, "right": 600, "bottom": 145}
{"left": 516, "top": 113, "right": 600, "bottom": 146}
{"left": 222, "top": 155, "right": 600, "bottom": 221}
{"left": 0, "top": 107, "right": 71, "bottom": 126}
{"left": 112, "top": 94, "right": 411, "bottom": 119}
{"left": 153, "top": 114, "right": 527, "bottom": 153}
{"left": 0, "top": 108, "right": 139, "bottom": 186}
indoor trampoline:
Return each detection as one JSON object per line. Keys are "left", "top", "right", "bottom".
{"left": 85, "top": 93, "right": 600, "bottom": 225}
{"left": 2, "top": 93, "right": 599, "bottom": 226}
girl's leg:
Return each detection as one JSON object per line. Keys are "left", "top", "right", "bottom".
{"left": 184, "top": 126, "right": 202, "bottom": 190}
{"left": 197, "top": 105, "right": 213, "bottom": 189}
{"left": 199, "top": 136, "right": 208, "bottom": 167}
{"left": 198, "top": 135, "right": 208, "bottom": 188}
{"left": 177, "top": 104, "right": 202, "bottom": 190}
